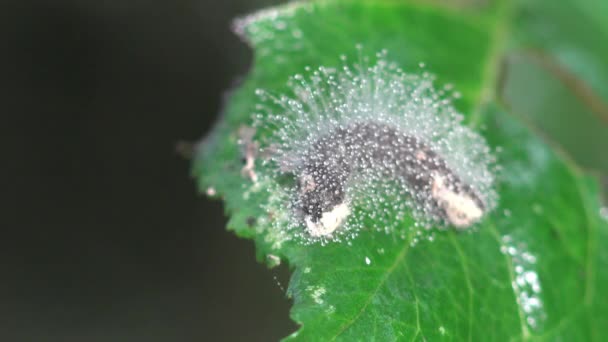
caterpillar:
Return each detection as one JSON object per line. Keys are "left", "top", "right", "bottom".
{"left": 292, "top": 121, "right": 486, "bottom": 236}
{"left": 250, "top": 51, "right": 497, "bottom": 242}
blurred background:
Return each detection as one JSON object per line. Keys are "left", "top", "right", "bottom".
{"left": 1, "top": 0, "right": 295, "bottom": 341}
{"left": 1, "top": 0, "right": 606, "bottom": 341}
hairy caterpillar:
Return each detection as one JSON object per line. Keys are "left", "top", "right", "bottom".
{"left": 250, "top": 51, "right": 497, "bottom": 242}
{"left": 292, "top": 121, "right": 486, "bottom": 236}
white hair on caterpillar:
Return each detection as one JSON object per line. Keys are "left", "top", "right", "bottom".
{"left": 249, "top": 49, "right": 498, "bottom": 245}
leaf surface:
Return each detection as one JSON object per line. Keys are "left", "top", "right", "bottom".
{"left": 503, "top": 0, "right": 608, "bottom": 192}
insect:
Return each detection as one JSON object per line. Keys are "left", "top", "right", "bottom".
{"left": 292, "top": 122, "right": 486, "bottom": 236}
{"left": 251, "top": 50, "right": 497, "bottom": 242}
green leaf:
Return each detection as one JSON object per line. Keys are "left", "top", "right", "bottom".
{"left": 501, "top": 54, "right": 608, "bottom": 184}
{"left": 512, "top": 0, "right": 608, "bottom": 104}
{"left": 503, "top": 0, "right": 608, "bottom": 194}
{"left": 193, "top": 0, "right": 608, "bottom": 340}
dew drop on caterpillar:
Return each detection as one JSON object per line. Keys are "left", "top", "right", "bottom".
{"left": 250, "top": 50, "right": 498, "bottom": 244}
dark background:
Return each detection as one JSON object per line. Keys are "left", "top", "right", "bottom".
{"left": 1, "top": 0, "right": 295, "bottom": 341}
